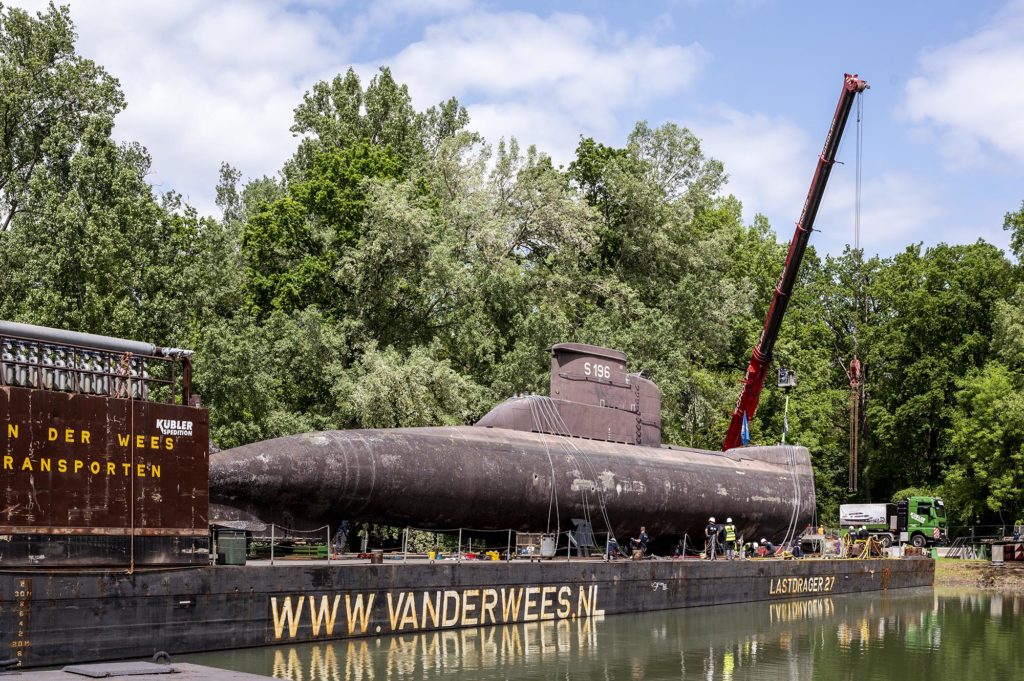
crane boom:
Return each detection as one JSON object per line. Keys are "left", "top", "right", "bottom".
{"left": 723, "top": 73, "right": 868, "bottom": 451}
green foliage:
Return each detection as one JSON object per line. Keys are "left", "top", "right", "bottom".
{"left": 890, "top": 487, "right": 939, "bottom": 504}
{"left": 0, "top": 2, "right": 124, "bottom": 231}
{"left": 941, "top": 363, "right": 1024, "bottom": 523}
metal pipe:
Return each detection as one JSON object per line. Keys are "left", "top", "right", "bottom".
{"left": 0, "top": 320, "right": 193, "bottom": 357}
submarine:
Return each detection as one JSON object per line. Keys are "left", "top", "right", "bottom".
{"left": 210, "top": 343, "right": 815, "bottom": 544}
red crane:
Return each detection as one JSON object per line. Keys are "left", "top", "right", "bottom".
{"left": 723, "top": 73, "right": 869, "bottom": 451}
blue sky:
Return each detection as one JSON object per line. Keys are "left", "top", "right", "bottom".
{"left": 18, "top": 0, "right": 1023, "bottom": 257}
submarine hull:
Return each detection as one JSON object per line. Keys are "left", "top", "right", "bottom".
{"left": 210, "top": 425, "right": 815, "bottom": 542}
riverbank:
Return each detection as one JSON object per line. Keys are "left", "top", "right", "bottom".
{"left": 934, "top": 558, "right": 1024, "bottom": 590}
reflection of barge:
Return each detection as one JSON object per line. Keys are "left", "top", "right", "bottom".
{"left": 0, "top": 321, "right": 934, "bottom": 668}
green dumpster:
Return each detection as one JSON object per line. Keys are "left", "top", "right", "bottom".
{"left": 216, "top": 530, "right": 247, "bottom": 565}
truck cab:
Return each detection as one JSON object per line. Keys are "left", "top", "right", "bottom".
{"left": 901, "top": 496, "right": 947, "bottom": 548}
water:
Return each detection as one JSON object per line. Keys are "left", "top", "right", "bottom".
{"left": 183, "top": 589, "right": 1024, "bottom": 680}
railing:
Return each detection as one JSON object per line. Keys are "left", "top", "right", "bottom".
{"left": 947, "top": 524, "right": 1020, "bottom": 542}
{"left": 0, "top": 333, "right": 191, "bottom": 405}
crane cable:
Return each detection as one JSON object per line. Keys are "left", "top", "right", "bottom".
{"left": 850, "top": 89, "right": 865, "bottom": 492}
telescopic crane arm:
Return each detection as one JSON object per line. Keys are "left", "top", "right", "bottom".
{"left": 723, "top": 73, "right": 869, "bottom": 451}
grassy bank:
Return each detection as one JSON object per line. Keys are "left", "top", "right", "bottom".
{"left": 934, "top": 558, "right": 1024, "bottom": 590}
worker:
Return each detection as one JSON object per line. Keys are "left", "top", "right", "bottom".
{"left": 606, "top": 536, "right": 620, "bottom": 560}
{"left": 723, "top": 518, "right": 737, "bottom": 560}
{"left": 631, "top": 526, "right": 649, "bottom": 556}
{"left": 704, "top": 517, "right": 718, "bottom": 560}
{"left": 857, "top": 526, "right": 869, "bottom": 540}
{"left": 760, "top": 538, "right": 776, "bottom": 556}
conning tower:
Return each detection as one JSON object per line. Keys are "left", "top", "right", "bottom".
{"left": 475, "top": 343, "right": 661, "bottom": 445}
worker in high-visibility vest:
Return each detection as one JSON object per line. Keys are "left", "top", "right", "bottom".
{"left": 724, "top": 518, "right": 737, "bottom": 560}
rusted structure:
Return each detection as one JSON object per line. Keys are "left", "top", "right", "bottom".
{"left": 211, "top": 343, "right": 815, "bottom": 543}
{"left": 0, "top": 321, "right": 209, "bottom": 566}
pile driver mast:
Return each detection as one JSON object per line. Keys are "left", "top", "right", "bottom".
{"left": 723, "top": 73, "right": 869, "bottom": 451}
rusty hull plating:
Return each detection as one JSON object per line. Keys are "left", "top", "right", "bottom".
{"left": 210, "top": 344, "right": 816, "bottom": 541}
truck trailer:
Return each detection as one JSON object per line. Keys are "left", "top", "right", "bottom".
{"left": 839, "top": 496, "right": 946, "bottom": 548}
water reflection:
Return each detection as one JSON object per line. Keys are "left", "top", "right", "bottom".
{"left": 185, "top": 589, "right": 1024, "bottom": 680}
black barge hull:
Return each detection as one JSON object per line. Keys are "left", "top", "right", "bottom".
{"left": 0, "top": 558, "right": 933, "bottom": 668}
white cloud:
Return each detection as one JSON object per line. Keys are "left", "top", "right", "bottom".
{"left": 10, "top": 0, "right": 476, "bottom": 214}
{"left": 903, "top": 0, "right": 1024, "bottom": 169}
{"left": 62, "top": 0, "right": 354, "bottom": 213}
{"left": 8, "top": 2, "right": 706, "bottom": 212}
{"left": 376, "top": 11, "right": 708, "bottom": 164}
{"left": 692, "top": 106, "right": 810, "bottom": 226}
{"left": 693, "top": 105, "right": 945, "bottom": 255}
{"left": 817, "top": 172, "right": 944, "bottom": 255}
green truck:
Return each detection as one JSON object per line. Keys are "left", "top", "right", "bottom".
{"left": 839, "top": 496, "right": 947, "bottom": 548}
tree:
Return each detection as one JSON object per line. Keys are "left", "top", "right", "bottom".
{"left": 0, "top": 2, "right": 124, "bottom": 231}
{"left": 942, "top": 363, "right": 1024, "bottom": 523}
{"left": 862, "top": 242, "right": 1015, "bottom": 497}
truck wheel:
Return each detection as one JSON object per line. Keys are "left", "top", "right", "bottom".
{"left": 911, "top": 534, "right": 927, "bottom": 549}
{"left": 879, "top": 534, "right": 893, "bottom": 548}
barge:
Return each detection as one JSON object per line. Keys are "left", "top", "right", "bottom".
{"left": 0, "top": 321, "right": 934, "bottom": 669}
{"left": 0, "top": 556, "right": 933, "bottom": 667}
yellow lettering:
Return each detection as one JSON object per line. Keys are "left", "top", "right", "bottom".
{"left": 344, "top": 594, "right": 375, "bottom": 634}
{"left": 90, "top": 461, "right": 100, "bottom": 474}
{"left": 540, "top": 586, "right": 556, "bottom": 621}
{"left": 136, "top": 463, "right": 146, "bottom": 477}
{"left": 164, "top": 437, "right": 173, "bottom": 451}
{"left": 135, "top": 435, "right": 145, "bottom": 449}
{"left": 150, "top": 464, "right": 160, "bottom": 478}
{"left": 3, "top": 456, "right": 12, "bottom": 470}
{"left": 501, "top": 588, "right": 524, "bottom": 622}
{"left": 590, "top": 585, "right": 604, "bottom": 616}
{"left": 40, "top": 458, "right": 50, "bottom": 472}
{"left": 117, "top": 434, "right": 130, "bottom": 447}
{"left": 398, "top": 592, "right": 418, "bottom": 630}
{"left": 58, "top": 459, "right": 67, "bottom": 473}
{"left": 421, "top": 591, "right": 441, "bottom": 629}
{"left": 20, "top": 458, "right": 32, "bottom": 471}
{"left": 64, "top": 429, "right": 74, "bottom": 443}
{"left": 556, "top": 586, "right": 572, "bottom": 618}
{"left": 73, "top": 460, "right": 83, "bottom": 473}
{"left": 107, "top": 463, "right": 116, "bottom": 475}
{"left": 441, "top": 590, "right": 460, "bottom": 627}
{"left": 308, "top": 595, "right": 341, "bottom": 636}
{"left": 270, "top": 596, "right": 305, "bottom": 640}
{"left": 577, "top": 586, "right": 591, "bottom": 618}
{"left": 522, "top": 586, "right": 539, "bottom": 622}
{"left": 6, "top": 424, "right": 17, "bottom": 439}
{"left": 481, "top": 589, "right": 498, "bottom": 625}
{"left": 48, "top": 427, "right": 58, "bottom": 442}
{"left": 386, "top": 592, "right": 405, "bottom": 630}
{"left": 80, "top": 430, "right": 90, "bottom": 444}
{"left": 150, "top": 436, "right": 159, "bottom": 450}
{"left": 122, "top": 463, "right": 131, "bottom": 475}
{"left": 461, "top": 589, "right": 479, "bottom": 626}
